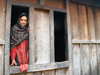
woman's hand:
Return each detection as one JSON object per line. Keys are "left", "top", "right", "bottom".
{"left": 10, "top": 60, "right": 17, "bottom": 66}
{"left": 27, "top": 28, "right": 29, "bottom": 33}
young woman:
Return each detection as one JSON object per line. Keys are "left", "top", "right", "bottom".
{"left": 10, "top": 13, "right": 29, "bottom": 73}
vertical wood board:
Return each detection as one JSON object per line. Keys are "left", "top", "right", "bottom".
{"left": 90, "top": 44, "right": 97, "bottom": 75}
{"left": 43, "top": 70, "right": 55, "bottom": 75}
{"left": 73, "top": 44, "right": 81, "bottom": 75}
{"left": 88, "top": 7, "right": 95, "bottom": 40}
{"left": 0, "top": 0, "right": 5, "bottom": 39}
{"left": 34, "top": 9, "right": 50, "bottom": 64}
{"left": 70, "top": 2, "right": 79, "bottom": 40}
{"left": 56, "top": 68, "right": 66, "bottom": 75}
{"left": 96, "top": 7, "right": 100, "bottom": 40}
{"left": 82, "top": 44, "right": 90, "bottom": 75}
{"left": 78, "top": 4, "right": 88, "bottom": 40}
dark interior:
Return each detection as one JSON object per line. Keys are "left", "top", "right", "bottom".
{"left": 10, "top": 5, "right": 29, "bottom": 65}
{"left": 11, "top": 5, "right": 29, "bottom": 27}
{"left": 54, "top": 11, "right": 68, "bottom": 62}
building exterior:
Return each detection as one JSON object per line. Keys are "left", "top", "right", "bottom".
{"left": 0, "top": 0, "right": 100, "bottom": 75}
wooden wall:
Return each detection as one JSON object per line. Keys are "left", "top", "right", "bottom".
{"left": 70, "top": 2, "right": 100, "bottom": 75}
{"left": 1, "top": 0, "right": 100, "bottom": 75}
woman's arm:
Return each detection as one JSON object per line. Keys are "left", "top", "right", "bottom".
{"left": 10, "top": 47, "right": 17, "bottom": 66}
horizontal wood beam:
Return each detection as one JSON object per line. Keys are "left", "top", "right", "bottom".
{"left": 0, "top": 39, "right": 5, "bottom": 44}
{"left": 72, "top": 40, "right": 100, "bottom": 44}
{"left": 12, "top": 1, "right": 66, "bottom": 13}
{"left": 10, "top": 61, "right": 69, "bottom": 74}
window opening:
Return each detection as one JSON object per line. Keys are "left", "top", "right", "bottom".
{"left": 10, "top": 5, "right": 29, "bottom": 72}
{"left": 54, "top": 11, "right": 68, "bottom": 62}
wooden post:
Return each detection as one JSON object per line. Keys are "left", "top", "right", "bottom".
{"left": 5, "top": 0, "right": 12, "bottom": 75}
{"left": 29, "top": 7, "right": 35, "bottom": 65}
{"left": 49, "top": 10, "right": 55, "bottom": 63}
{"left": 40, "top": 0, "right": 44, "bottom": 5}
{"left": 66, "top": 0, "right": 73, "bottom": 75}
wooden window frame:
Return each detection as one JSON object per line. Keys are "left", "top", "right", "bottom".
{"left": 5, "top": 0, "right": 69, "bottom": 75}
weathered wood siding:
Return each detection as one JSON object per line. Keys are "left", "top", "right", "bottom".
{"left": 70, "top": 1, "right": 100, "bottom": 75}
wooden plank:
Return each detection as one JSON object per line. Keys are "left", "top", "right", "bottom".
{"left": 44, "top": 0, "right": 65, "bottom": 9}
{"left": 13, "top": 0, "right": 39, "bottom": 4}
{"left": 5, "top": 0, "right": 12, "bottom": 75}
{"left": 43, "top": 70, "right": 55, "bottom": 75}
{"left": 96, "top": 7, "right": 100, "bottom": 40}
{"left": 49, "top": 10, "right": 55, "bottom": 63}
{"left": 40, "top": 0, "right": 44, "bottom": 5}
{"left": 81, "top": 44, "right": 90, "bottom": 75}
{"left": 72, "top": 40, "right": 100, "bottom": 43}
{"left": 10, "top": 61, "right": 69, "bottom": 74}
{"left": 73, "top": 44, "right": 81, "bottom": 75}
{"left": 0, "top": 45, "right": 4, "bottom": 75}
{"left": 94, "top": 7, "right": 97, "bottom": 41}
{"left": 56, "top": 68, "right": 66, "bottom": 75}
{"left": 70, "top": 2, "right": 79, "bottom": 40}
{"left": 10, "top": 73, "right": 26, "bottom": 75}
{"left": 78, "top": 4, "right": 88, "bottom": 40}
{"left": 34, "top": 9, "right": 50, "bottom": 64}
{"left": 88, "top": 6, "right": 96, "bottom": 40}
{"left": 29, "top": 7, "right": 35, "bottom": 65}
{"left": 12, "top": 1, "right": 66, "bottom": 13}
{"left": 90, "top": 44, "right": 97, "bottom": 75}
{"left": 33, "top": 72, "right": 42, "bottom": 75}
{"left": 97, "top": 44, "right": 100, "bottom": 75}
{"left": 67, "top": 1, "right": 73, "bottom": 75}
{"left": 0, "top": 0, "right": 5, "bottom": 40}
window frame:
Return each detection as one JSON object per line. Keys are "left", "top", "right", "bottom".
{"left": 5, "top": 0, "right": 69, "bottom": 74}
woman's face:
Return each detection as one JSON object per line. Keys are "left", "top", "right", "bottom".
{"left": 19, "top": 16, "right": 27, "bottom": 27}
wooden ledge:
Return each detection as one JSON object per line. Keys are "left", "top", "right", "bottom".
{"left": 10, "top": 61, "right": 69, "bottom": 74}
{"left": 72, "top": 40, "right": 100, "bottom": 44}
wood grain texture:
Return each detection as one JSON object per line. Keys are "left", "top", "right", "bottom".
{"left": 13, "top": 0, "right": 39, "bottom": 4}
{"left": 0, "top": 45, "right": 4, "bottom": 75}
{"left": 73, "top": 44, "right": 81, "bottom": 75}
{"left": 97, "top": 44, "right": 100, "bottom": 75}
{"left": 44, "top": 0, "right": 65, "bottom": 9}
{"left": 0, "top": 0, "right": 5, "bottom": 40}
{"left": 96, "top": 7, "right": 100, "bottom": 40}
{"left": 49, "top": 10, "right": 54, "bottom": 63}
{"left": 70, "top": 2, "right": 79, "bottom": 40}
{"left": 34, "top": 9, "right": 50, "bottom": 64}
{"left": 78, "top": 4, "right": 88, "bottom": 40}
{"left": 56, "top": 68, "right": 66, "bottom": 75}
{"left": 88, "top": 7, "right": 95, "bottom": 40}
{"left": 10, "top": 61, "right": 69, "bottom": 74}
{"left": 29, "top": 7, "right": 35, "bottom": 65}
{"left": 10, "top": 73, "right": 26, "bottom": 75}
{"left": 43, "top": 70, "right": 55, "bottom": 75}
{"left": 5, "top": 0, "right": 12, "bottom": 75}
{"left": 81, "top": 44, "right": 90, "bottom": 75}
{"left": 67, "top": 1, "right": 73, "bottom": 75}
{"left": 90, "top": 44, "right": 97, "bottom": 75}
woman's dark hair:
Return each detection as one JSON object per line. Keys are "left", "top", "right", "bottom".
{"left": 18, "top": 13, "right": 29, "bottom": 27}
{"left": 18, "top": 13, "right": 28, "bottom": 21}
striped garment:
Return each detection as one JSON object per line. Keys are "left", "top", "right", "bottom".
{"left": 10, "top": 22, "right": 29, "bottom": 50}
